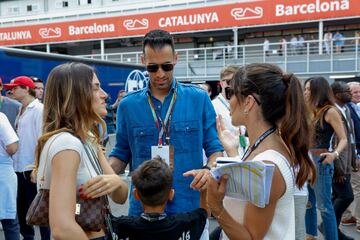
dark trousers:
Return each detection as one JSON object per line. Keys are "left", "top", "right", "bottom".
{"left": 332, "top": 174, "right": 354, "bottom": 228}
{"left": 16, "top": 171, "right": 51, "bottom": 240}
{"left": 1, "top": 218, "right": 20, "bottom": 240}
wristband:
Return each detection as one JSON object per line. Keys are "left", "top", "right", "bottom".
{"left": 202, "top": 165, "right": 211, "bottom": 170}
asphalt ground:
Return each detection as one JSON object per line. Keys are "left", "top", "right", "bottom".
{"left": 1, "top": 134, "right": 359, "bottom": 239}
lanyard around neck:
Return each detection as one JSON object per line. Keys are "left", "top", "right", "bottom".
{"left": 147, "top": 81, "right": 178, "bottom": 145}
{"left": 241, "top": 127, "right": 276, "bottom": 161}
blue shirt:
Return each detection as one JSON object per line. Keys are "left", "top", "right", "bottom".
{"left": 333, "top": 33, "right": 344, "bottom": 46}
{"left": 110, "top": 79, "right": 223, "bottom": 216}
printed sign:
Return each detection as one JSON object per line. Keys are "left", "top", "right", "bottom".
{"left": 0, "top": 0, "right": 357, "bottom": 46}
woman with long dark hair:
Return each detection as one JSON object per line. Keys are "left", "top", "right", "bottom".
{"left": 304, "top": 76, "right": 347, "bottom": 240}
{"left": 206, "top": 63, "right": 316, "bottom": 239}
{"left": 34, "top": 62, "right": 128, "bottom": 240}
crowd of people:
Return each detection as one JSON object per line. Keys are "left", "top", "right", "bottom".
{"left": 0, "top": 29, "right": 360, "bottom": 240}
{"left": 263, "top": 31, "right": 349, "bottom": 56}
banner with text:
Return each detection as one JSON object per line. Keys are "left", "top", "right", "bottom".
{"left": 0, "top": 0, "right": 358, "bottom": 46}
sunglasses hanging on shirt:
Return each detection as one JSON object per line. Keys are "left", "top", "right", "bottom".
{"left": 146, "top": 63, "right": 174, "bottom": 73}
{"left": 224, "top": 87, "right": 234, "bottom": 100}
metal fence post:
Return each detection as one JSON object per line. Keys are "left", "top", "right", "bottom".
{"left": 306, "top": 42, "right": 310, "bottom": 73}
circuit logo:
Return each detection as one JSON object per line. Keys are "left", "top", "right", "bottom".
{"left": 125, "top": 69, "right": 148, "bottom": 93}
{"left": 231, "top": 7, "right": 263, "bottom": 20}
{"left": 38, "top": 27, "right": 62, "bottom": 38}
{"left": 123, "top": 18, "right": 149, "bottom": 31}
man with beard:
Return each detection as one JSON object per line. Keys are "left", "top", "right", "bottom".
{"left": 109, "top": 29, "right": 223, "bottom": 222}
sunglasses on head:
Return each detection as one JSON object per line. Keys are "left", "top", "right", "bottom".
{"left": 146, "top": 63, "right": 174, "bottom": 73}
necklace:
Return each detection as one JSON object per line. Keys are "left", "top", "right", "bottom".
{"left": 241, "top": 127, "right": 276, "bottom": 161}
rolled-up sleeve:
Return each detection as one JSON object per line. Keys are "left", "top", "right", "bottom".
{"left": 202, "top": 95, "right": 224, "bottom": 157}
{"left": 109, "top": 101, "right": 131, "bottom": 164}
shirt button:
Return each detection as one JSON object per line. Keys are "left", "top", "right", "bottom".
{"left": 158, "top": 106, "right": 160, "bottom": 109}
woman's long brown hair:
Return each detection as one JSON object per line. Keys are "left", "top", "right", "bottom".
{"left": 233, "top": 63, "right": 316, "bottom": 187}
{"left": 34, "top": 62, "right": 105, "bottom": 174}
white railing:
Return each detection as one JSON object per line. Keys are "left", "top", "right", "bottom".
{"left": 0, "top": 0, "right": 232, "bottom": 26}
{"left": 80, "top": 37, "right": 360, "bottom": 80}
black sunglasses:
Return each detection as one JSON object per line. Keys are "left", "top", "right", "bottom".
{"left": 225, "top": 87, "right": 234, "bottom": 100}
{"left": 30, "top": 76, "right": 43, "bottom": 83}
{"left": 146, "top": 63, "right": 174, "bottom": 73}
{"left": 225, "top": 87, "right": 261, "bottom": 105}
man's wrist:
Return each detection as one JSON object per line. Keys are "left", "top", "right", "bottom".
{"left": 202, "top": 165, "right": 211, "bottom": 170}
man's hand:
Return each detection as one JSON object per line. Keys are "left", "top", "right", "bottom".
{"left": 183, "top": 169, "right": 212, "bottom": 191}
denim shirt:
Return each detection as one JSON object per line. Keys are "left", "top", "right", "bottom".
{"left": 110, "top": 79, "right": 223, "bottom": 216}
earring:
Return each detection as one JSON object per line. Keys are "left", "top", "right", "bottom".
{"left": 244, "top": 109, "right": 249, "bottom": 114}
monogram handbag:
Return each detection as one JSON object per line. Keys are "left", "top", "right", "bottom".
{"left": 26, "top": 134, "right": 106, "bottom": 232}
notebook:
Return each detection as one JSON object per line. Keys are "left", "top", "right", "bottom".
{"left": 211, "top": 158, "right": 275, "bottom": 208}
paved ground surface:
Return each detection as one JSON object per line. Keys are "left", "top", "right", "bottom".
{"left": 1, "top": 134, "right": 359, "bottom": 239}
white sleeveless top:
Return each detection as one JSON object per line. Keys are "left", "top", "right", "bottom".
{"left": 221, "top": 150, "right": 295, "bottom": 240}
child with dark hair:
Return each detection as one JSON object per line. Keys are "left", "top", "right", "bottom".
{"left": 112, "top": 156, "right": 208, "bottom": 240}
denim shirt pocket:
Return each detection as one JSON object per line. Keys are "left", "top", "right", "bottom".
{"left": 133, "top": 127, "right": 155, "bottom": 159}
{"left": 172, "top": 121, "right": 200, "bottom": 153}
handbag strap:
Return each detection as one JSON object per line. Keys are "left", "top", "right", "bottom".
{"left": 39, "top": 133, "right": 63, "bottom": 188}
{"left": 83, "top": 142, "right": 118, "bottom": 240}
{"left": 83, "top": 142, "right": 103, "bottom": 176}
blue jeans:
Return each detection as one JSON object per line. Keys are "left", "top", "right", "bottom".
{"left": 305, "top": 158, "right": 338, "bottom": 239}
{"left": 1, "top": 218, "right": 20, "bottom": 240}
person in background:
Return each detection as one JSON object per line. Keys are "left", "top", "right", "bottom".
{"left": 0, "top": 77, "right": 21, "bottom": 130}
{"left": 4, "top": 76, "right": 50, "bottom": 240}
{"left": 297, "top": 35, "right": 305, "bottom": 55}
{"left": 112, "top": 156, "right": 208, "bottom": 239}
{"left": 30, "top": 76, "right": 44, "bottom": 102}
{"left": 330, "top": 81, "right": 356, "bottom": 240}
{"left": 5, "top": 90, "right": 14, "bottom": 99}
{"left": 334, "top": 31, "right": 345, "bottom": 53}
{"left": 342, "top": 81, "right": 360, "bottom": 233}
{"left": 199, "top": 83, "right": 212, "bottom": 99}
{"left": 324, "top": 31, "right": 333, "bottom": 54}
{"left": 111, "top": 90, "right": 126, "bottom": 125}
{"left": 207, "top": 63, "right": 316, "bottom": 239}
{"left": 109, "top": 29, "right": 223, "bottom": 220}
{"left": 0, "top": 112, "right": 20, "bottom": 240}
{"left": 212, "top": 65, "right": 247, "bottom": 156}
{"left": 263, "top": 38, "right": 270, "bottom": 56}
{"left": 290, "top": 35, "right": 298, "bottom": 55}
{"left": 304, "top": 76, "right": 347, "bottom": 240}
{"left": 111, "top": 90, "right": 126, "bottom": 112}
{"left": 34, "top": 62, "right": 128, "bottom": 240}
{"left": 278, "top": 37, "right": 287, "bottom": 56}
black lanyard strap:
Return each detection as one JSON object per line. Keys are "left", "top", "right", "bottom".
{"left": 242, "top": 127, "right": 276, "bottom": 161}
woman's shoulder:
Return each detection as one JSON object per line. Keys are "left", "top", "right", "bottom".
{"left": 253, "top": 149, "right": 287, "bottom": 161}
{"left": 324, "top": 106, "right": 342, "bottom": 121}
{"left": 46, "top": 132, "right": 83, "bottom": 155}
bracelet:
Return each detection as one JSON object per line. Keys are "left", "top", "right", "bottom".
{"left": 333, "top": 150, "right": 340, "bottom": 159}
{"left": 213, "top": 206, "right": 225, "bottom": 219}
